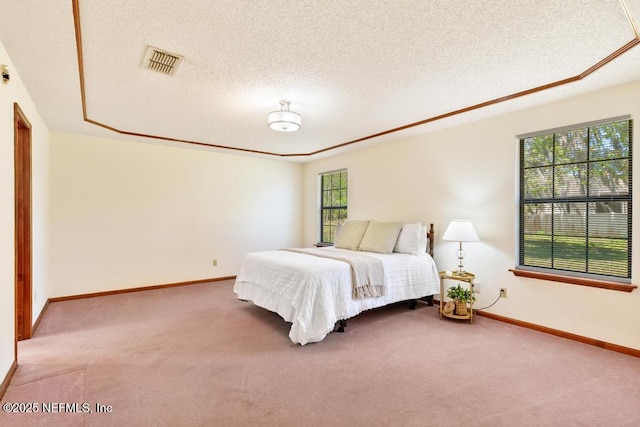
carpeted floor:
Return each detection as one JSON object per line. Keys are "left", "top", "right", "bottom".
{"left": 1, "top": 280, "right": 639, "bottom": 426}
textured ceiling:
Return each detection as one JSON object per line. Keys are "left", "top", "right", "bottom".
{"left": 1, "top": 0, "right": 639, "bottom": 161}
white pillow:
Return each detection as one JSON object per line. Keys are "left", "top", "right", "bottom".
{"left": 393, "top": 223, "right": 422, "bottom": 255}
{"left": 419, "top": 225, "right": 428, "bottom": 254}
{"left": 334, "top": 220, "right": 370, "bottom": 250}
{"left": 359, "top": 221, "right": 404, "bottom": 254}
{"left": 333, "top": 221, "right": 344, "bottom": 244}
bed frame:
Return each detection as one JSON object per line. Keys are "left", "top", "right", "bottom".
{"left": 334, "top": 223, "right": 435, "bottom": 333}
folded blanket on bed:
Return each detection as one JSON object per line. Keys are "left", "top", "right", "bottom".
{"left": 281, "top": 248, "right": 384, "bottom": 299}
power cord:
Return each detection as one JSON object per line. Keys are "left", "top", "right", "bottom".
{"left": 474, "top": 293, "right": 501, "bottom": 311}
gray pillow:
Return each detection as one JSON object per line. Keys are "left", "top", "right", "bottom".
{"left": 359, "top": 221, "right": 404, "bottom": 254}
{"left": 334, "top": 220, "right": 370, "bottom": 250}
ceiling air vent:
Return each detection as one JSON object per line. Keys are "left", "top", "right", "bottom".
{"left": 141, "top": 46, "right": 183, "bottom": 76}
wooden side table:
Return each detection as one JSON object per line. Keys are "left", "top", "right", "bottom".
{"left": 439, "top": 271, "right": 475, "bottom": 323}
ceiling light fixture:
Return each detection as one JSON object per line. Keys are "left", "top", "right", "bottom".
{"left": 268, "top": 100, "right": 301, "bottom": 132}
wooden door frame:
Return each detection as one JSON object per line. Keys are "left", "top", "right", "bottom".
{"left": 14, "top": 103, "right": 32, "bottom": 350}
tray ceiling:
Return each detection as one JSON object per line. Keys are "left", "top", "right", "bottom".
{"left": 1, "top": 0, "right": 639, "bottom": 161}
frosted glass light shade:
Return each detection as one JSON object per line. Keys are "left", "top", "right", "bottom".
{"left": 267, "top": 110, "right": 301, "bottom": 131}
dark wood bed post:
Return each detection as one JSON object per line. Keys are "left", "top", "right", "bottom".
{"left": 425, "top": 223, "right": 435, "bottom": 305}
{"left": 427, "top": 223, "right": 435, "bottom": 258}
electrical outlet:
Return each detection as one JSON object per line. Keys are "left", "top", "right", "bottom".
{"left": 499, "top": 287, "right": 507, "bottom": 298}
{"left": 474, "top": 281, "right": 481, "bottom": 293}
{"left": 212, "top": 259, "right": 218, "bottom": 267}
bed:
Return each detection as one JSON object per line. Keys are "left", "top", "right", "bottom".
{"left": 233, "top": 221, "right": 440, "bottom": 345}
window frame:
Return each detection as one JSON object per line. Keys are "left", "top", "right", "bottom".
{"left": 319, "top": 169, "right": 348, "bottom": 245}
{"left": 515, "top": 116, "right": 636, "bottom": 291}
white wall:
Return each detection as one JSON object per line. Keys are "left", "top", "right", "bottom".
{"left": 303, "top": 80, "right": 640, "bottom": 351}
{"left": 49, "top": 132, "right": 303, "bottom": 297}
{"left": 0, "top": 42, "right": 50, "bottom": 382}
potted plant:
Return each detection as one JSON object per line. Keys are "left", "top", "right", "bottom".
{"left": 446, "top": 284, "right": 476, "bottom": 316}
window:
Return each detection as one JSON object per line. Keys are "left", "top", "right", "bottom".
{"left": 320, "top": 169, "right": 348, "bottom": 244}
{"left": 519, "top": 117, "right": 632, "bottom": 281}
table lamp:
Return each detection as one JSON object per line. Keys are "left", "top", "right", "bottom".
{"left": 442, "top": 219, "right": 479, "bottom": 276}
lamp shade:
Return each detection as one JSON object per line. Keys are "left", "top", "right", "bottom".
{"left": 442, "top": 220, "right": 480, "bottom": 242}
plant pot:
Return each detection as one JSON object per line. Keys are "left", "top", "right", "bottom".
{"left": 455, "top": 301, "right": 468, "bottom": 316}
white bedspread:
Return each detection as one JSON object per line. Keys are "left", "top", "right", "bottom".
{"left": 233, "top": 247, "right": 440, "bottom": 345}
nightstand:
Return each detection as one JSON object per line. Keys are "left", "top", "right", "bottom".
{"left": 439, "top": 271, "right": 475, "bottom": 323}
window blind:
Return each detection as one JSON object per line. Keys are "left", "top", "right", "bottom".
{"left": 519, "top": 117, "right": 632, "bottom": 280}
{"left": 320, "top": 169, "right": 348, "bottom": 244}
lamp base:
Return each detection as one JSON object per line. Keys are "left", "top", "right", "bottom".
{"left": 455, "top": 246, "right": 466, "bottom": 276}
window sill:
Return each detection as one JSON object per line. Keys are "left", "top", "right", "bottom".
{"left": 509, "top": 269, "right": 637, "bottom": 293}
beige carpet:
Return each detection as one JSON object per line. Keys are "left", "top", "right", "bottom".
{"left": 1, "top": 280, "right": 639, "bottom": 426}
